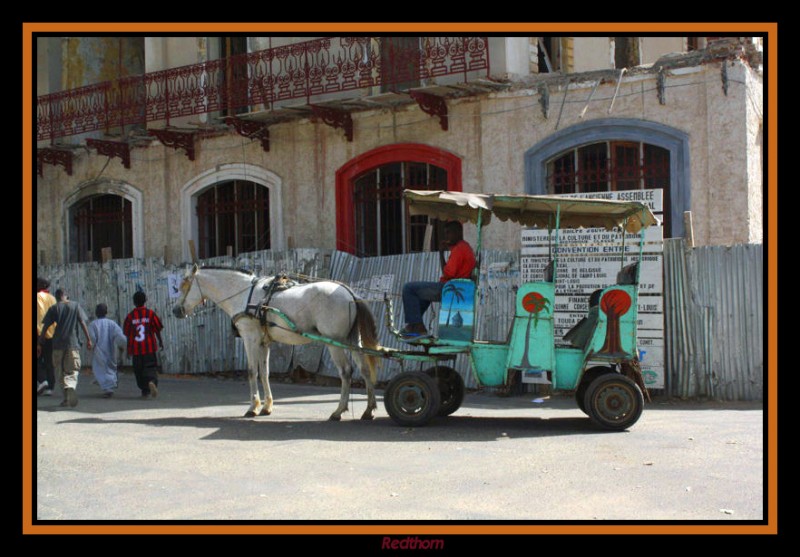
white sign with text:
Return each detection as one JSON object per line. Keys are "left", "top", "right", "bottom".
{"left": 520, "top": 189, "right": 665, "bottom": 389}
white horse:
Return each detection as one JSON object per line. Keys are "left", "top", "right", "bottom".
{"left": 172, "top": 264, "right": 380, "bottom": 421}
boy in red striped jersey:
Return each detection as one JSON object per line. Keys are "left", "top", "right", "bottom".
{"left": 123, "top": 291, "right": 164, "bottom": 398}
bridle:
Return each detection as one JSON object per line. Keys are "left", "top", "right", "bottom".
{"left": 177, "top": 264, "right": 207, "bottom": 315}
{"left": 177, "top": 264, "right": 266, "bottom": 317}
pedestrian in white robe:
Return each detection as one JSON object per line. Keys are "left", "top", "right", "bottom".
{"left": 88, "top": 304, "right": 126, "bottom": 397}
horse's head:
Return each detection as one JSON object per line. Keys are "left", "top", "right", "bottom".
{"left": 172, "top": 263, "right": 205, "bottom": 318}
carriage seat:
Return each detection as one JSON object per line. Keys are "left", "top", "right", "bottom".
{"left": 438, "top": 279, "right": 476, "bottom": 342}
{"left": 543, "top": 259, "right": 555, "bottom": 283}
{"left": 616, "top": 262, "right": 639, "bottom": 285}
{"left": 563, "top": 288, "right": 603, "bottom": 350}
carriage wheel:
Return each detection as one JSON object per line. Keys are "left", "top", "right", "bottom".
{"left": 575, "top": 366, "right": 615, "bottom": 416}
{"left": 384, "top": 371, "right": 441, "bottom": 427}
{"left": 426, "top": 366, "right": 465, "bottom": 417}
{"left": 584, "top": 373, "right": 644, "bottom": 431}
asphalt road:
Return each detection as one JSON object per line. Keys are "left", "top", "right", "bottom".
{"left": 33, "top": 371, "right": 766, "bottom": 526}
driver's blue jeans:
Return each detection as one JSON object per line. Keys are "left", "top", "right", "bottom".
{"left": 402, "top": 281, "right": 443, "bottom": 325}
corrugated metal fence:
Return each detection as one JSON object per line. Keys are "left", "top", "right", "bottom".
{"left": 37, "top": 240, "right": 763, "bottom": 400}
{"left": 663, "top": 240, "right": 763, "bottom": 401}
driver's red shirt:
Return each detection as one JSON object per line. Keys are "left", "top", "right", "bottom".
{"left": 440, "top": 240, "right": 476, "bottom": 282}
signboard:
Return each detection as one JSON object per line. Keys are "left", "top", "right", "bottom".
{"left": 520, "top": 189, "right": 665, "bottom": 389}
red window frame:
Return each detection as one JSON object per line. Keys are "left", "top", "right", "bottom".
{"left": 335, "top": 144, "right": 462, "bottom": 254}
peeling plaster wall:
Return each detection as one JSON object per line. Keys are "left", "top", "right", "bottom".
{"left": 144, "top": 37, "right": 202, "bottom": 73}
{"left": 745, "top": 65, "right": 764, "bottom": 244}
{"left": 37, "top": 38, "right": 62, "bottom": 96}
{"left": 35, "top": 38, "right": 145, "bottom": 146}
{"left": 572, "top": 37, "right": 613, "bottom": 72}
{"left": 61, "top": 37, "right": 144, "bottom": 90}
{"left": 702, "top": 61, "right": 754, "bottom": 245}
{"left": 640, "top": 37, "right": 685, "bottom": 65}
{"left": 488, "top": 37, "right": 531, "bottom": 79}
{"left": 36, "top": 57, "right": 762, "bottom": 264}
{"left": 572, "top": 37, "right": 690, "bottom": 72}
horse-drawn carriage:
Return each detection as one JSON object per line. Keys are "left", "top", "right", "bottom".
{"left": 174, "top": 190, "right": 658, "bottom": 430}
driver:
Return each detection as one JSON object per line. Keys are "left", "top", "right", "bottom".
{"left": 399, "top": 221, "right": 476, "bottom": 338}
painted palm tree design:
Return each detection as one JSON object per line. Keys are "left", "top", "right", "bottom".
{"left": 519, "top": 291, "right": 551, "bottom": 368}
{"left": 442, "top": 282, "right": 466, "bottom": 327}
{"left": 599, "top": 289, "right": 632, "bottom": 355}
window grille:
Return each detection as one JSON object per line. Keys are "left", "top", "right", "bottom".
{"left": 353, "top": 162, "right": 447, "bottom": 257}
{"left": 547, "top": 141, "right": 671, "bottom": 234}
{"left": 72, "top": 194, "right": 132, "bottom": 262}
{"left": 196, "top": 180, "right": 270, "bottom": 258}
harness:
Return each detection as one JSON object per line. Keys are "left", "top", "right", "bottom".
{"left": 231, "top": 274, "right": 299, "bottom": 337}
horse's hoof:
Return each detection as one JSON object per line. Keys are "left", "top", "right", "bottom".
{"left": 328, "top": 414, "right": 342, "bottom": 422}
{"left": 360, "top": 413, "right": 375, "bottom": 421}
{"left": 244, "top": 411, "right": 257, "bottom": 418}
{"left": 259, "top": 408, "right": 272, "bottom": 416}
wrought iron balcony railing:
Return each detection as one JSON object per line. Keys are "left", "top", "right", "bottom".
{"left": 37, "top": 36, "right": 490, "bottom": 143}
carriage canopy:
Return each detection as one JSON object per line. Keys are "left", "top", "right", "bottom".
{"left": 403, "top": 190, "right": 659, "bottom": 233}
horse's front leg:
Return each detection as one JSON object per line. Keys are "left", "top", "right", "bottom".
{"left": 244, "top": 361, "right": 263, "bottom": 418}
{"left": 259, "top": 343, "right": 273, "bottom": 416}
{"left": 240, "top": 331, "right": 263, "bottom": 418}
{"left": 328, "top": 347, "right": 351, "bottom": 421}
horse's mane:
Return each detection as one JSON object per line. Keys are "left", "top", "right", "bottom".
{"left": 199, "top": 265, "right": 339, "bottom": 290}
{"left": 200, "top": 265, "right": 256, "bottom": 276}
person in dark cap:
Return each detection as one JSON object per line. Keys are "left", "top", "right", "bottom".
{"left": 123, "top": 291, "right": 164, "bottom": 398}
{"left": 88, "top": 303, "right": 126, "bottom": 398}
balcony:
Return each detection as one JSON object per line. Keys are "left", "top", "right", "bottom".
{"left": 37, "top": 36, "right": 502, "bottom": 144}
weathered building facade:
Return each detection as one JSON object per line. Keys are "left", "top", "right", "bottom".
{"left": 36, "top": 36, "right": 763, "bottom": 266}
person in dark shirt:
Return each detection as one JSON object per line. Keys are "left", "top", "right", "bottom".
{"left": 123, "top": 291, "right": 164, "bottom": 398}
{"left": 38, "top": 289, "right": 93, "bottom": 407}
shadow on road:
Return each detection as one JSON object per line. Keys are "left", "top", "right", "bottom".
{"left": 53, "top": 411, "right": 624, "bottom": 443}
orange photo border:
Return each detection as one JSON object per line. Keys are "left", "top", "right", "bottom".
{"left": 23, "top": 21, "right": 778, "bottom": 536}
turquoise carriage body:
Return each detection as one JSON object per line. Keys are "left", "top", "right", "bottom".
{"left": 379, "top": 190, "right": 658, "bottom": 429}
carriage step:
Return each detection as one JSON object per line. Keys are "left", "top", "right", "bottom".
{"left": 399, "top": 334, "right": 433, "bottom": 344}
{"left": 517, "top": 368, "right": 552, "bottom": 384}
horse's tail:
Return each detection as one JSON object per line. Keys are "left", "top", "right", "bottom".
{"left": 353, "top": 299, "right": 380, "bottom": 384}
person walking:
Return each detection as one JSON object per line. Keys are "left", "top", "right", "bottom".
{"left": 38, "top": 289, "right": 93, "bottom": 407}
{"left": 123, "top": 291, "right": 164, "bottom": 398}
{"left": 88, "top": 303, "right": 127, "bottom": 398}
{"left": 36, "top": 277, "right": 57, "bottom": 395}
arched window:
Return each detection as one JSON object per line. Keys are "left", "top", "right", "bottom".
{"left": 336, "top": 144, "right": 462, "bottom": 255}
{"left": 545, "top": 140, "right": 671, "bottom": 235}
{"left": 353, "top": 162, "right": 446, "bottom": 257}
{"left": 196, "top": 180, "right": 270, "bottom": 258}
{"left": 70, "top": 194, "right": 132, "bottom": 262}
